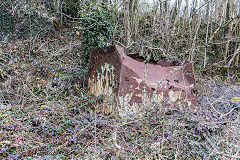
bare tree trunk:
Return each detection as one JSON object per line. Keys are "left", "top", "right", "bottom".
{"left": 224, "top": 0, "right": 232, "bottom": 64}
{"left": 53, "top": 0, "right": 63, "bottom": 26}
{"left": 123, "top": 0, "right": 131, "bottom": 46}
{"left": 217, "top": 0, "right": 225, "bottom": 22}
{"left": 174, "top": 0, "right": 183, "bottom": 25}
{"left": 190, "top": 13, "right": 201, "bottom": 61}
{"left": 183, "top": 0, "right": 189, "bottom": 26}
{"left": 159, "top": 0, "right": 163, "bottom": 17}
{"left": 225, "top": 19, "right": 240, "bottom": 65}
{"left": 171, "top": 0, "right": 178, "bottom": 23}
{"left": 224, "top": 26, "right": 233, "bottom": 64}
{"left": 204, "top": 0, "right": 210, "bottom": 69}
{"left": 228, "top": 44, "right": 240, "bottom": 67}
{"left": 131, "top": 0, "right": 139, "bottom": 41}
{"left": 151, "top": 0, "right": 159, "bottom": 44}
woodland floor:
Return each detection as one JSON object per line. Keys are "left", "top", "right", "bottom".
{"left": 0, "top": 30, "right": 240, "bottom": 160}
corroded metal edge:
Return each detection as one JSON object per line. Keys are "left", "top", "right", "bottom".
{"left": 88, "top": 45, "right": 198, "bottom": 118}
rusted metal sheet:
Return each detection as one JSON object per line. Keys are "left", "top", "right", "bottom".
{"left": 88, "top": 45, "right": 198, "bottom": 118}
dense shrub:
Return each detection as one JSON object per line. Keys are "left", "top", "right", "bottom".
{"left": 76, "top": 1, "right": 117, "bottom": 67}
{"left": 0, "top": 0, "right": 55, "bottom": 39}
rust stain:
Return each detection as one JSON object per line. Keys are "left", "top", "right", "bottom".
{"left": 88, "top": 45, "right": 198, "bottom": 118}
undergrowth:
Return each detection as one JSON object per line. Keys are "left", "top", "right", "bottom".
{"left": 0, "top": 0, "right": 240, "bottom": 159}
{"left": 0, "top": 29, "right": 240, "bottom": 159}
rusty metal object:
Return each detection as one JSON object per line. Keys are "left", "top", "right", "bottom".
{"left": 88, "top": 45, "right": 198, "bottom": 118}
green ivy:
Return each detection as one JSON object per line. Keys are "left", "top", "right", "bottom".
{"left": 77, "top": 2, "right": 117, "bottom": 68}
